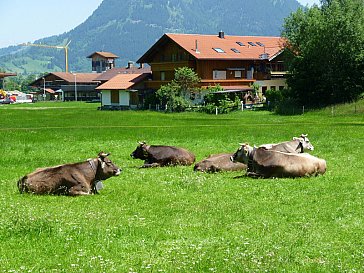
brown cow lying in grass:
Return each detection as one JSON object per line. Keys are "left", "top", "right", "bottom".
{"left": 18, "top": 152, "right": 121, "bottom": 196}
{"left": 231, "top": 144, "right": 326, "bottom": 178}
{"left": 130, "top": 141, "right": 195, "bottom": 168}
{"left": 194, "top": 153, "right": 247, "bottom": 173}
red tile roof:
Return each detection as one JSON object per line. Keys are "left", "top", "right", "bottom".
{"left": 0, "top": 72, "right": 17, "bottom": 78}
{"left": 51, "top": 72, "right": 100, "bottom": 83}
{"left": 87, "top": 51, "right": 119, "bottom": 58}
{"left": 138, "top": 33, "right": 285, "bottom": 63}
{"left": 96, "top": 73, "right": 150, "bottom": 90}
{"left": 95, "top": 66, "right": 151, "bottom": 82}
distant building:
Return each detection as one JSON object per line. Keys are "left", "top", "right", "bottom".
{"left": 87, "top": 52, "right": 119, "bottom": 73}
{"left": 29, "top": 72, "right": 100, "bottom": 101}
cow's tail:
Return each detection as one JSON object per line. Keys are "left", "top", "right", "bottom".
{"left": 17, "top": 176, "right": 28, "bottom": 193}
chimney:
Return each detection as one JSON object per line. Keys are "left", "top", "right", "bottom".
{"left": 218, "top": 31, "right": 225, "bottom": 39}
{"left": 127, "top": 61, "right": 134, "bottom": 69}
{"left": 139, "top": 63, "right": 144, "bottom": 69}
{"left": 195, "top": 40, "right": 200, "bottom": 54}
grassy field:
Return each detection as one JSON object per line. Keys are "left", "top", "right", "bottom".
{"left": 0, "top": 101, "right": 363, "bottom": 272}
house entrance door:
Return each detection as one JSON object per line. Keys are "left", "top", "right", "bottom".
{"left": 129, "top": 92, "right": 139, "bottom": 106}
{"left": 111, "top": 91, "right": 119, "bottom": 104}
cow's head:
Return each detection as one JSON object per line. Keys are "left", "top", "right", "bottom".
{"left": 293, "top": 133, "right": 314, "bottom": 151}
{"left": 96, "top": 152, "right": 121, "bottom": 180}
{"left": 231, "top": 143, "right": 253, "bottom": 164}
{"left": 130, "top": 141, "right": 149, "bottom": 160}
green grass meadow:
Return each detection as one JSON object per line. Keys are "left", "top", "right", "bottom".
{"left": 0, "top": 101, "right": 363, "bottom": 272}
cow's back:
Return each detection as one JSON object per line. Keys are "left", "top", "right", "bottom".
{"left": 194, "top": 153, "right": 246, "bottom": 172}
{"left": 261, "top": 139, "right": 301, "bottom": 153}
{"left": 253, "top": 148, "right": 326, "bottom": 177}
{"left": 18, "top": 165, "right": 69, "bottom": 194}
{"left": 148, "top": 145, "right": 195, "bottom": 166}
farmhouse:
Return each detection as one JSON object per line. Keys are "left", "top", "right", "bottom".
{"left": 137, "top": 32, "right": 287, "bottom": 98}
{"left": 27, "top": 32, "right": 287, "bottom": 108}
{"left": 30, "top": 72, "right": 100, "bottom": 101}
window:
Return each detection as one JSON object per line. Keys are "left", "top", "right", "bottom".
{"left": 234, "top": 71, "right": 242, "bottom": 78}
{"left": 256, "top": 42, "right": 265, "bottom": 47}
{"left": 231, "top": 48, "right": 240, "bottom": 53}
{"left": 213, "top": 70, "right": 227, "bottom": 80}
{"left": 248, "top": 42, "right": 257, "bottom": 46}
{"left": 213, "top": 47, "right": 225, "bottom": 53}
{"left": 236, "top": 41, "right": 245, "bottom": 46}
{"left": 160, "top": 71, "right": 165, "bottom": 81}
{"left": 262, "top": 86, "right": 267, "bottom": 95}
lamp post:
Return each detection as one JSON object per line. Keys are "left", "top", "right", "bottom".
{"left": 73, "top": 73, "right": 77, "bottom": 101}
{"left": 42, "top": 77, "right": 46, "bottom": 101}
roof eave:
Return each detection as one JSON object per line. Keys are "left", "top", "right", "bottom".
{"left": 137, "top": 34, "right": 172, "bottom": 64}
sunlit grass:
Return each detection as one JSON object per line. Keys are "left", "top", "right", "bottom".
{"left": 0, "top": 101, "right": 363, "bottom": 272}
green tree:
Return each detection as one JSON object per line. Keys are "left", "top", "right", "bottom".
{"left": 282, "top": 0, "right": 364, "bottom": 107}
{"left": 173, "top": 67, "right": 200, "bottom": 96}
{"left": 156, "top": 67, "right": 200, "bottom": 112}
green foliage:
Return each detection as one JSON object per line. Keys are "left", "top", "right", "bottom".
{"left": 2, "top": 74, "right": 38, "bottom": 92}
{"left": 156, "top": 67, "right": 200, "bottom": 112}
{"left": 174, "top": 66, "right": 200, "bottom": 95}
{"left": 0, "top": 101, "right": 363, "bottom": 271}
{"left": 282, "top": 0, "right": 364, "bottom": 107}
{"left": 202, "top": 85, "right": 241, "bottom": 114}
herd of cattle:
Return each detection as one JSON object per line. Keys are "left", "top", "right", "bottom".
{"left": 17, "top": 134, "right": 326, "bottom": 196}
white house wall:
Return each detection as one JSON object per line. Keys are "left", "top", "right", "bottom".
{"left": 101, "top": 90, "right": 130, "bottom": 106}
{"left": 256, "top": 79, "right": 287, "bottom": 94}
{"left": 119, "top": 91, "right": 129, "bottom": 106}
{"left": 101, "top": 90, "right": 111, "bottom": 106}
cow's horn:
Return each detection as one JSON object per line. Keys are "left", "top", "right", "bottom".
{"left": 239, "top": 142, "right": 249, "bottom": 146}
{"left": 301, "top": 133, "right": 308, "bottom": 137}
{"left": 138, "top": 141, "right": 146, "bottom": 145}
{"left": 98, "top": 152, "right": 109, "bottom": 157}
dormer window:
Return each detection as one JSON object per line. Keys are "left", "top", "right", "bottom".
{"left": 248, "top": 42, "right": 257, "bottom": 46}
{"left": 231, "top": 48, "right": 240, "bottom": 53}
{"left": 213, "top": 48, "right": 225, "bottom": 53}
{"left": 256, "top": 42, "right": 265, "bottom": 47}
{"left": 236, "top": 41, "right": 245, "bottom": 46}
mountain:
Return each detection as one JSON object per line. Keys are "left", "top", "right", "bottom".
{"left": 0, "top": 0, "right": 301, "bottom": 74}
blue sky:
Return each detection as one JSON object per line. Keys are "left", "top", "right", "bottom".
{"left": 0, "top": 0, "right": 320, "bottom": 48}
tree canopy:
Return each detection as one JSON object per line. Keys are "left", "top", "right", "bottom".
{"left": 156, "top": 67, "right": 200, "bottom": 112}
{"left": 282, "top": 0, "right": 364, "bottom": 107}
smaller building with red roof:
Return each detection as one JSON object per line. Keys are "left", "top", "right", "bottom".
{"left": 96, "top": 73, "right": 151, "bottom": 110}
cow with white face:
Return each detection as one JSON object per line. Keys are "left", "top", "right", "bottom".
{"left": 259, "top": 134, "right": 314, "bottom": 153}
{"left": 231, "top": 143, "right": 326, "bottom": 178}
